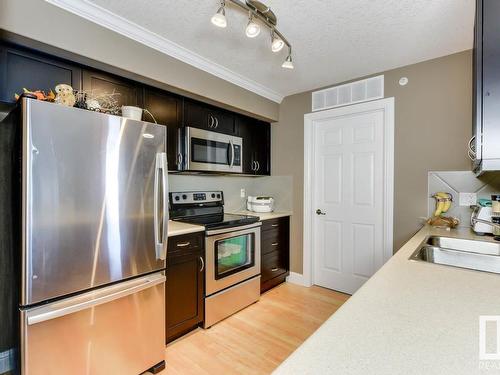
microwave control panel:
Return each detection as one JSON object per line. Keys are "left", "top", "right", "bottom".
{"left": 234, "top": 145, "right": 241, "bottom": 166}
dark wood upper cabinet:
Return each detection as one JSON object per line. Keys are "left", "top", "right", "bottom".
{"left": 82, "top": 69, "right": 142, "bottom": 108}
{"left": 143, "top": 88, "right": 182, "bottom": 171}
{"left": 237, "top": 115, "right": 255, "bottom": 174}
{"left": 236, "top": 115, "right": 271, "bottom": 175}
{"left": 0, "top": 45, "right": 82, "bottom": 102}
{"left": 0, "top": 42, "right": 273, "bottom": 176}
{"left": 184, "top": 99, "right": 235, "bottom": 135}
{"left": 253, "top": 121, "right": 271, "bottom": 175}
{"left": 473, "top": 0, "right": 500, "bottom": 173}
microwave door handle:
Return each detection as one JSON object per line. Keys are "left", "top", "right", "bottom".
{"left": 229, "top": 139, "right": 235, "bottom": 168}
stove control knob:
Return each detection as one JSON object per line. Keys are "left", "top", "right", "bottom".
{"left": 217, "top": 194, "right": 221, "bottom": 199}
{"left": 182, "top": 194, "right": 187, "bottom": 200}
{"left": 211, "top": 193, "right": 216, "bottom": 198}
{"left": 174, "top": 195, "right": 180, "bottom": 201}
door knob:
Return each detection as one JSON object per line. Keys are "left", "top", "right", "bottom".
{"left": 316, "top": 209, "right": 326, "bottom": 215}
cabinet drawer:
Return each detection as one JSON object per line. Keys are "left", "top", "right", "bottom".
{"left": 261, "top": 252, "right": 287, "bottom": 282}
{"left": 261, "top": 233, "right": 284, "bottom": 256}
{"left": 261, "top": 217, "right": 289, "bottom": 232}
{"left": 168, "top": 232, "right": 204, "bottom": 256}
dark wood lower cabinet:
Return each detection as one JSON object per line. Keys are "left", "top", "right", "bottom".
{"left": 260, "top": 216, "right": 290, "bottom": 293}
{"left": 166, "top": 232, "right": 205, "bottom": 343}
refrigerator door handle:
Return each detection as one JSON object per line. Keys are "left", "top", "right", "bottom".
{"left": 26, "top": 273, "right": 166, "bottom": 325}
{"left": 161, "top": 152, "right": 169, "bottom": 260}
{"left": 154, "top": 152, "right": 168, "bottom": 261}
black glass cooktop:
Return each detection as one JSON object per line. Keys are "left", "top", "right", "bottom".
{"left": 173, "top": 213, "right": 259, "bottom": 230}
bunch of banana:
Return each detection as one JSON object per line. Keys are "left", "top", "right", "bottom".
{"left": 433, "top": 192, "right": 452, "bottom": 217}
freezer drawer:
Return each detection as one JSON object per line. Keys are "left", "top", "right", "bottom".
{"left": 20, "top": 273, "right": 165, "bottom": 375}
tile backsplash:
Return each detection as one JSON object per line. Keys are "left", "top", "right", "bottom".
{"left": 428, "top": 171, "right": 500, "bottom": 227}
{"left": 168, "top": 174, "right": 293, "bottom": 213}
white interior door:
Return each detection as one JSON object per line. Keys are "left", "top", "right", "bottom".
{"left": 310, "top": 99, "right": 393, "bottom": 294}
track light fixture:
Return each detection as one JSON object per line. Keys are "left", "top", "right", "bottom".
{"left": 211, "top": 1, "right": 227, "bottom": 28}
{"left": 210, "top": 0, "right": 294, "bottom": 69}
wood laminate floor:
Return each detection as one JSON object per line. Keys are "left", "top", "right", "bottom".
{"left": 160, "top": 282, "right": 350, "bottom": 375}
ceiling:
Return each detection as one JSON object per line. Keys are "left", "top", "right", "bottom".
{"left": 52, "top": 0, "right": 475, "bottom": 102}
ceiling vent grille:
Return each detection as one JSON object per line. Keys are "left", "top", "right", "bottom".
{"left": 312, "top": 75, "right": 384, "bottom": 112}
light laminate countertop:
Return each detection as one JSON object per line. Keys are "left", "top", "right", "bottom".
{"left": 167, "top": 220, "right": 204, "bottom": 237}
{"left": 230, "top": 210, "right": 292, "bottom": 221}
{"left": 168, "top": 211, "right": 291, "bottom": 237}
{"left": 273, "top": 226, "right": 500, "bottom": 375}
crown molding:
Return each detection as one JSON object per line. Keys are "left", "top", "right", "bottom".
{"left": 45, "top": 0, "right": 285, "bottom": 103}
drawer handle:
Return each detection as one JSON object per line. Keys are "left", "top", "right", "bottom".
{"left": 199, "top": 256, "right": 205, "bottom": 272}
{"left": 271, "top": 224, "right": 279, "bottom": 227}
{"left": 271, "top": 268, "right": 279, "bottom": 272}
{"left": 272, "top": 242, "right": 279, "bottom": 246}
{"left": 176, "top": 241, "right": 191, "bottom": 247}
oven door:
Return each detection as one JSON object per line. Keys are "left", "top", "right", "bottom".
{"left": 185, "top": 127, "right": 242, "bottom": 173}
{"left": 205, "top": 222, "right": 261, "bottom": 295}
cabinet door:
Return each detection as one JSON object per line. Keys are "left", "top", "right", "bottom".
{"left": 0, "top": 45, "right": 82, "bottom": 102}
{"left": 472, "top": 0, "right": 483, "bottom": 168}
{"left": 82, "top": 70, "right": 142, "bottom": 108}
{"left": 253, "top": 121, "right": 271, "bottom": 175}
{"left": 236, "top": 115, "right": 257, "bottom": 174}
{"left": 166, "top": 252, "right": 204, "bottom": 343}
{"left": 482, "top": 0, "right": 500, "bottom": 161}
{"left": 143, "top": 88, "right": 182, "bottom": 170}
{"left": 183, "top": 100, "right": 206, "bottom": 129}
{"left": 184, "top": 100, "right": 235, "bottom": 134}
{"left": 206, "top": 107, "right": 235, "bottom": 134}
{"left": 236, "top": 116, "right": 271, "bottom": 175}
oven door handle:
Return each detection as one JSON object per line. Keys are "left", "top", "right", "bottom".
{"left": 206, "top": 221, "right": 262, "bottom": 236}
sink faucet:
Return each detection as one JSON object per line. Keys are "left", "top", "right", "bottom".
{"left": 471, "top": 216, "right": 500, "bottom": 231}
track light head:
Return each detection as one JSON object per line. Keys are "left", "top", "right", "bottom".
{"left": 211, "top": 4, "right": 227, "bottom": 28}
{"left": 271, "top": 31, "right": 284, "bottom": 52}
{"left": 245, "top": 14, "right": 261, "bottom": 38}
{"left": 282, "top": 52, "right": 294, "bottom": 69}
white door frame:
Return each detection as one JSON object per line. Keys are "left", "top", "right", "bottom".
{"left": 301, "top": 98, "right": 394, "bottom": 288}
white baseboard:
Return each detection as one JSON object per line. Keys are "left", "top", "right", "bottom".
{"left": 286, "top": 272, "right": 312, "bottom": 287}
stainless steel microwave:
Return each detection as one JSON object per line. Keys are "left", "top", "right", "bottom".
{"left": 181, "top": 127, "right": 242, "bottom": 173}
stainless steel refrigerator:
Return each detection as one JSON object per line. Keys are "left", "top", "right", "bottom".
{"left": 0, "top": 98, "right": 168, "bottom": 375}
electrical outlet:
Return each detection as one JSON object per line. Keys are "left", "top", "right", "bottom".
{"left": 459, "top": 192, "right": 477, "bottom": 207}
{"left": 240, "top": 188, "right": 246, "bottom": 198}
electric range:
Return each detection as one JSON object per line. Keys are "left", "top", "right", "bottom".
{"left": 169, "top": 191, "right": 261, "bottom": 328}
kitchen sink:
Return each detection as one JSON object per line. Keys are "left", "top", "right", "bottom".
{"left": 409, "top": 236, "right": 500, "bottom": 275}
{"left": 425, "top": 236, "right": 500, "bottom": 256}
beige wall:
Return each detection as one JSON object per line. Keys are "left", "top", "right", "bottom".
{"left": 273, "top": 50, "right": 472, "bottom": 274}
{"left": 0, "top": 0, "right": 279, "bottom": 121}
